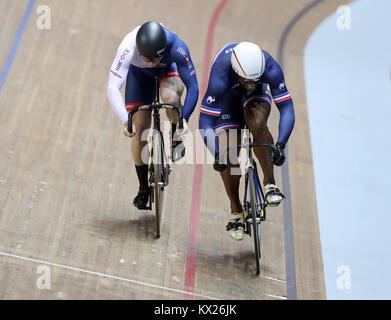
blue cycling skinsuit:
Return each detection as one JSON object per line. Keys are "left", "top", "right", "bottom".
{"left": 199, "top": 43, "right": 295, "bottom": 155}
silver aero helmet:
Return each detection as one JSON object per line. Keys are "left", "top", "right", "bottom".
{"left": 231, "top": 42, "right": 265, "bottom": 81}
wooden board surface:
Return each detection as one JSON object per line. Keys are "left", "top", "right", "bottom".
{"left": 0, "top": 0, "right": 346, "bottom": 299}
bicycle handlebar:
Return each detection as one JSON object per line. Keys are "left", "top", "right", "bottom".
{"left": 221, "top": 143, "right": 276, "bottom": 156}
{"left": 127, "top": 103, "right": 183, "bottom": 134}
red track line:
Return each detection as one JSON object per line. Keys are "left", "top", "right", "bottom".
{"left": 183, "top": 0, "right": 230, "bottom": 300}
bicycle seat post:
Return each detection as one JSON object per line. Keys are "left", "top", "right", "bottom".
{"left": 243, "top": 124, "right": 252, "bottom": 149}
{"left": 154, "top": 76, "right": 160, "bottom": 105}
{"left": 243, "top": 124, "right": 254, "bottom": 169}
{"left": 153, "top": 76, "right": 160, "bottom": 131}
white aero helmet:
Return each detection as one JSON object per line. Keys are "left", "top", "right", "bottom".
{"left": 231, "top": 42, "right": 265, "bottom": 81}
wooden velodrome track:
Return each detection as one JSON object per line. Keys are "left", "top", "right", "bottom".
{"left": 0, "top": 0, "right": 346, "bottom": 300}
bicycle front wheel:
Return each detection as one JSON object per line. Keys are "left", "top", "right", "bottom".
{"left": 152, "top": 131, "right": 164, "bottom": 238}
{"left": 248, "top": 166, "right": 261, "bottom": 275}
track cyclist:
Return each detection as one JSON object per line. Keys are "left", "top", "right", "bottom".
{"left": 107, "top": 21, "right": 199, "bottom": 210}
{"left": 199, "top": 42, "right": 295, "bottom": 240}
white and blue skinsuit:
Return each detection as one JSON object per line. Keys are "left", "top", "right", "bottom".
{"left": 107, "top": 24, "right": 199, "bottom": 124}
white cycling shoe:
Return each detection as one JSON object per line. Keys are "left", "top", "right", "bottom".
{"left": 265, "top": 184, "right": 285, "bottom": 207}
{"left": 226, "top": 213, "right": 244, "bottom": 241}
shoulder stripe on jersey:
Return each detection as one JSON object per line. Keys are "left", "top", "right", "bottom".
{"left": 273, "top": 92, "right": 291, "bottom": 103}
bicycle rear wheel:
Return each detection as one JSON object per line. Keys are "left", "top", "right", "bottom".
{"left": 152, "top": 131, "right": 164, "bottom": 238}
{"left": 253, "top": 163, "right": 265, "bottom": 258}
{"left": 248, "top": 166, "right": 261, "bottom": 275}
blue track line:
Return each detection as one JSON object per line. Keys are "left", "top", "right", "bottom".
{"left": 277, "top": 0, "right": 324, "bottom": 300}
{"left": 0, "top": 0, "right": 36, "bottom": 95}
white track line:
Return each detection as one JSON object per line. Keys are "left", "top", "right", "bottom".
{"left": 264, "top": 276, "right": 286, "bottom": 283}
{"left": 265, "top": 294, "right": 287, "bottom": 300}
{"left": 0, "top": 251, "right": 218, "bottom": 300}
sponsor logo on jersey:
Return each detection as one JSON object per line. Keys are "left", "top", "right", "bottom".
{"left": 221, "top": 114, "right": 231, "bottom": 120}
{"left": 279, "top": 82, "right": 286, "bottom": 91}
{"left": 206, "top": 96, "right": 216, "bottom": 104}
{"left": 177, "top": 47, "right": 186, "bottom": 57}
{"left": 115, "top": 49, "right": 130, "bottom": 71}
{"left": 115, "top": 61, "right": 122, "bottom": 71}
{"left": 157, "top": 48, "right": 165, "bottom": 56}
{"left": 190, "top": 69, "right": 196, "bottom": 76}
{"left": 120, "top": 49, "right": 130, "bottom": 61}
{"left": 111, "top": 70, "right": 122, "bottom": 78}
{"left": 185, "top": 56, "right": 193, "bottom": 70}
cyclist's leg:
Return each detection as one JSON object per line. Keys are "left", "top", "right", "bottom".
{"left": 125, "top": 66, "right": 155, "bottom": 166}
{"left": 242, "top": 84, "right": 283, "bottom": 205}
{"left": 217, "top": 127, "right": 244, "bottom": 240}
{"left": 214, "top": 89, "right": 243, "bottom": 214}
{"left": 218, "top": 133, "right": 242, "bottom": 213}
{"left": 160, "top": 64, "right": 185, "bottom": 161}
{"left": 220, "top": 133, "right": 244, "bottom": 241}
{"left": 130, "top": 109, "right": 152, "bottom": 166}
{"left": 160, "top": 65, "right": 184, "bottom": 123}
{"left": 200, "top": 111, "right": 243, "bottom": 218}
{"left": 242, "top": 85, "right": 275, "bottom": 186}
{"left": 125, "top": 66, "right": 154, "bottom": 208}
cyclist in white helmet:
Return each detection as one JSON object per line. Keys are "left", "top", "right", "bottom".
{"left": 199, "top": 42, "right": 295, "bottom": 240}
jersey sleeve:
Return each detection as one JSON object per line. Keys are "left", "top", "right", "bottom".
{"left": 107, "top": 34, "right": 135, "bottom": 124}
{"left": 264, "top": 56, "right": 295, "bottom": 145}
{"left": 170, "top": 38, "right": 199, "bottom": 122}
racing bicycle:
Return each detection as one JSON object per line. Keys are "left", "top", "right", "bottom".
{"left": 222, "top": 129, "right": 277, "bottom": 275}
{"left": 128, "top": 76, "right": 183, "bottom": 238}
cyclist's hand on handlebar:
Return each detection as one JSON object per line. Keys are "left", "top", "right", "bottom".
{"left": 273, "top": 142, "right": 286, "bottom": 166}
{"left": 213, "top": 152, "right": 228, "bottom": 172}
{"left": 176, "top": 119, "right": 189, "bottom": 137}
{"left": 123, "top": 121, "right": 135, "bottom": 138}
